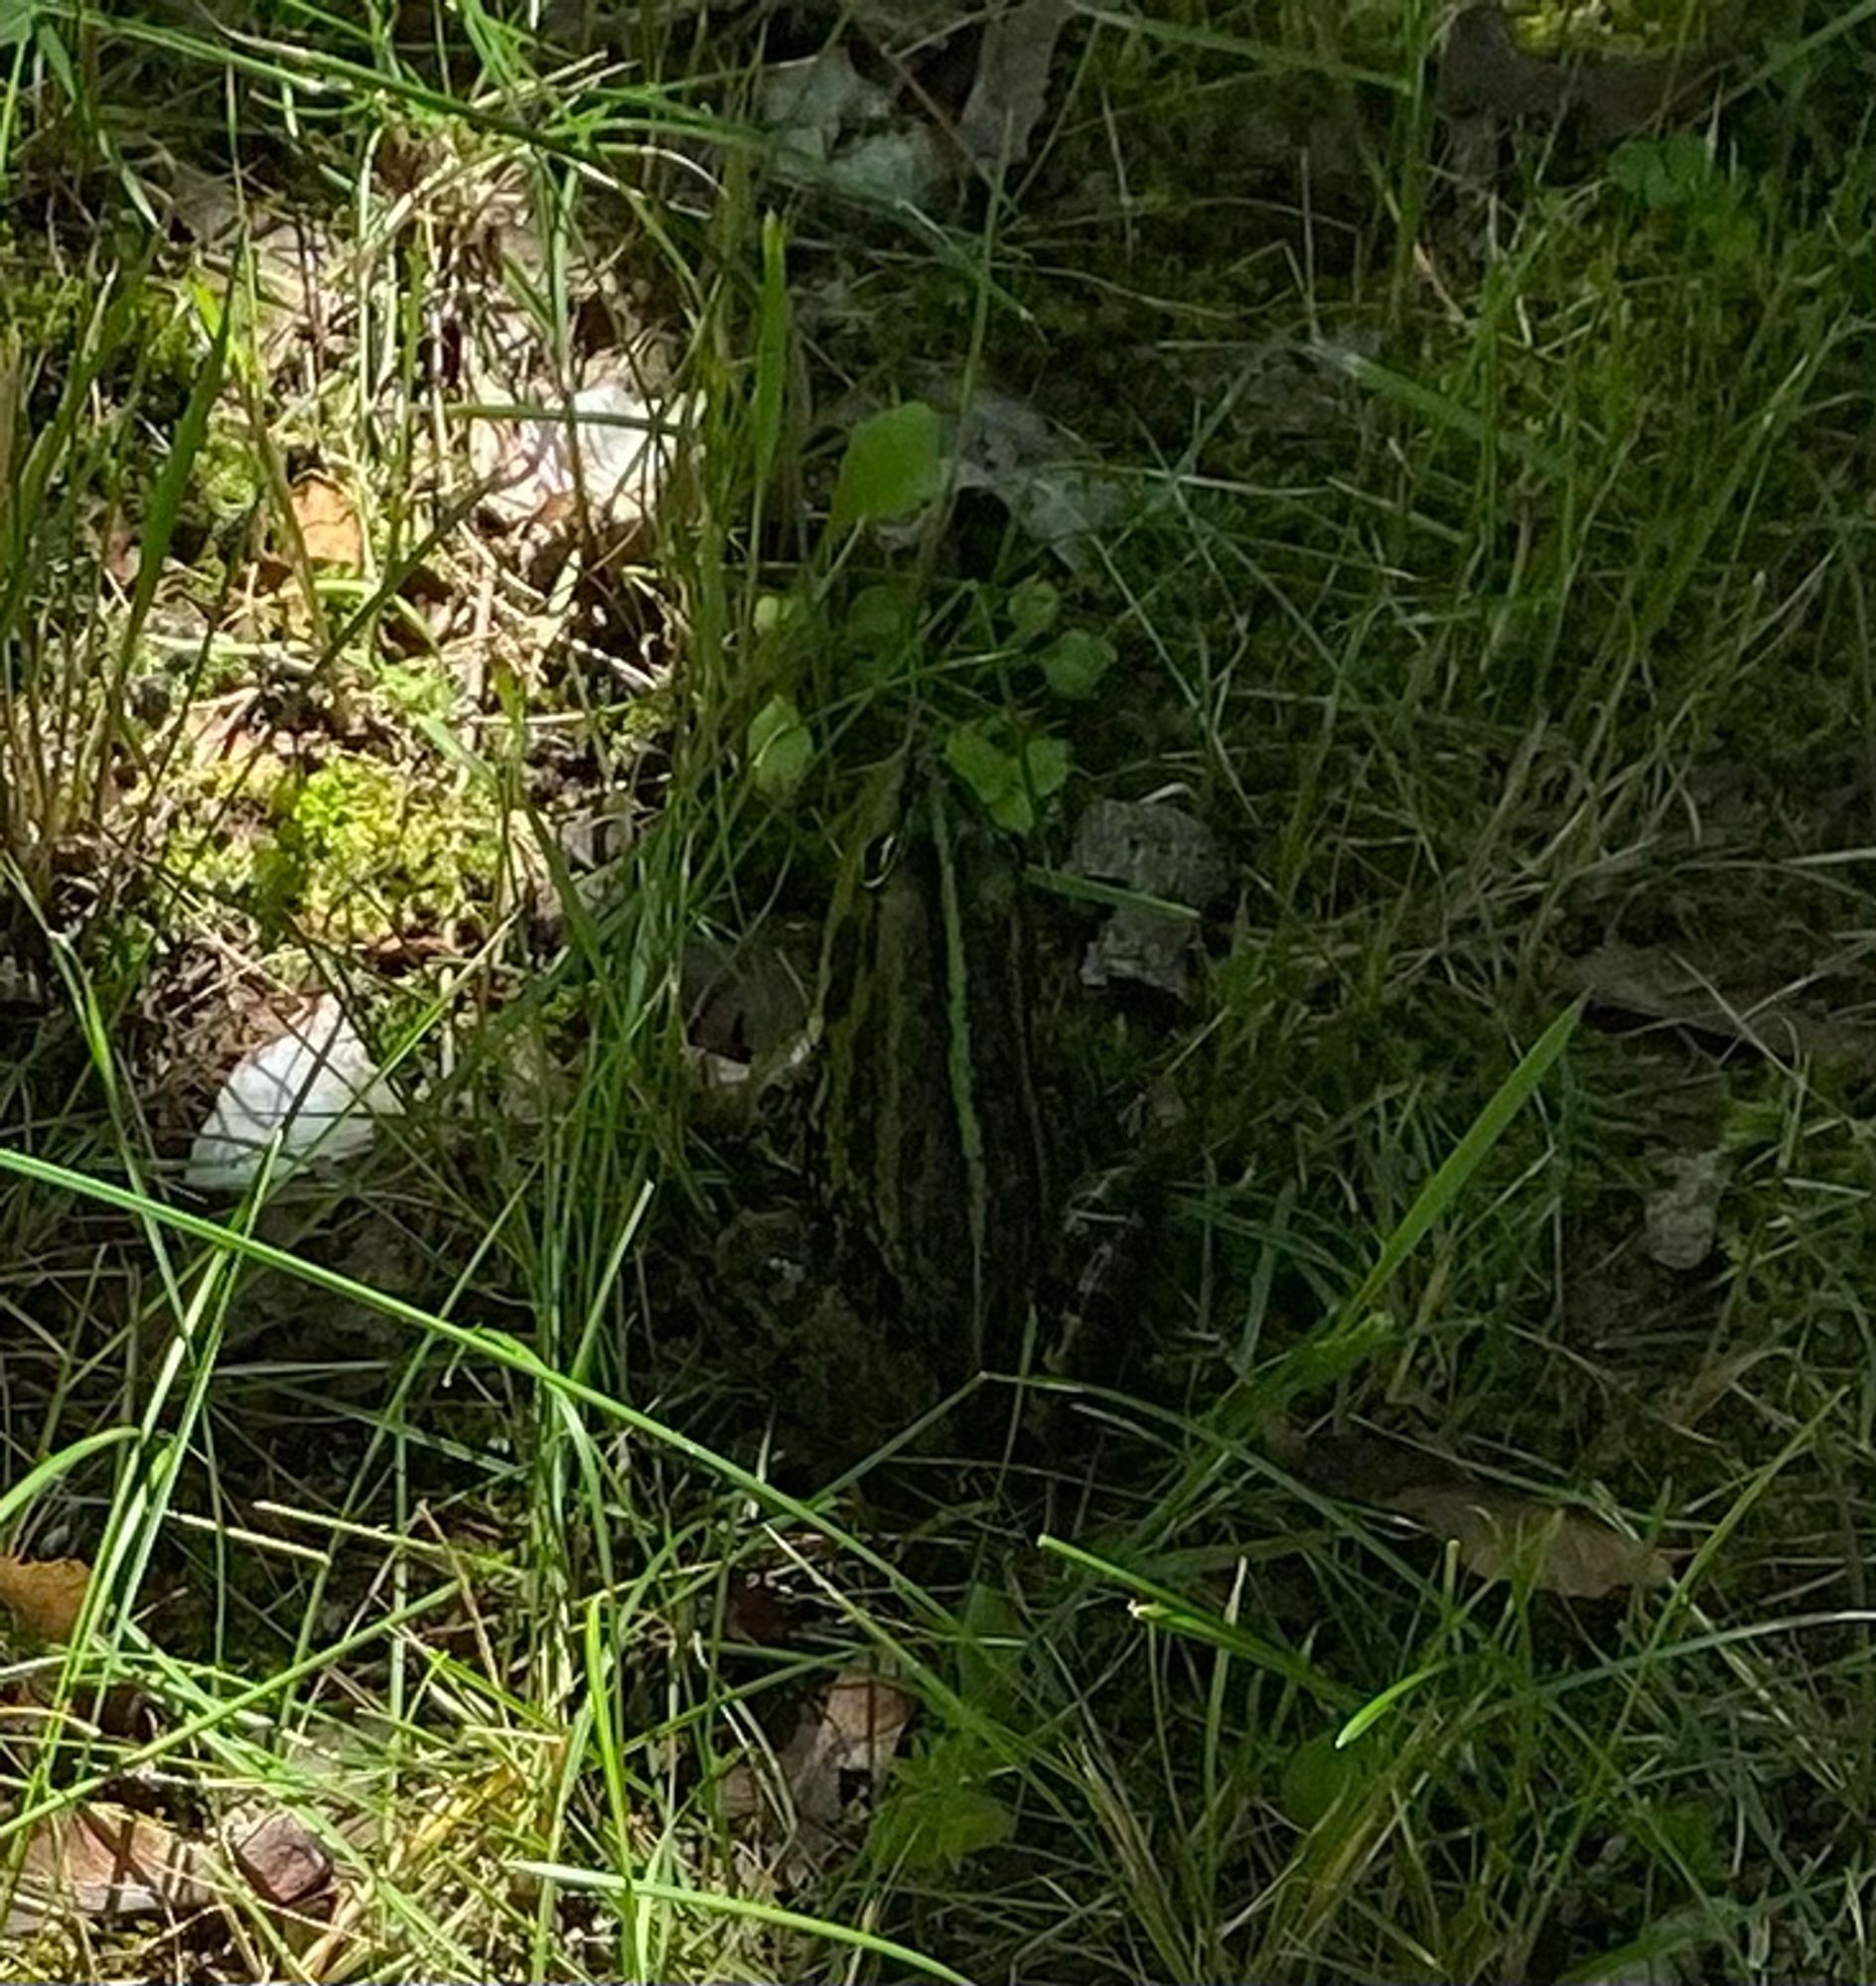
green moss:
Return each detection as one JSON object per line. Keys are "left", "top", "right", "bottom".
{"left": 191, "top": 417, "right": 265, "bottom": 524}
{"left": 160, "top": 744, "right": 505, "bottom": 950}
{"left": 270, "top": 753, "right": 505, "bottom": 945}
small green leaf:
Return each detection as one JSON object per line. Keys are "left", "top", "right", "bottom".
{"left": 943, "top": 721, "right": 1015, "bottom": 813}
{"left": 748, "top": 693, "right": 813, "bottom": 797}
{"left": 1610, "top": 134, "right": 1712, "bottom": 211}
{"left": 943, "top": 723, "right": 1068, "bottom": 834}
{"left": 830, "top": 400, "right": 944, "bottom": 531}
{"left": 1018, "top": 733, "right": 1070, "bottom": 806}
{"left": 1039, "top": 628, "right": 1115, "bottom": 700}
{"left": 751, "top": 213, "right": 791, "bottom": 494}
{"left": 846, "top": 583, "right": 920, "bottom": 680}
{"left": 33, "top": 16, "right": 73, "bottom": 96}
{"left": 1280, "top": 1731, "right": 1372, "bottom": 1829}
{"left": 1703, "top": 208, "right": 1760, "bottom": 268}
{"left": 847, "top": 584, "right": 913, "bottom": 649}
{"left": 871, "top": 1739, "right": 1013, "bottom": 1873}
{"left": 1006, "top": 575, "right": 1061, "bottom": 643}
{"left": 751, "top": 591, "right": 794, "bottom": 637}
{"left": 956, "top": 1583, "right": 1023, "bottom": 1716}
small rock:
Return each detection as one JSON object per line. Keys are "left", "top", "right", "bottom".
{"left": 225, "top": 1806, "right": 334, "bottom": 1912}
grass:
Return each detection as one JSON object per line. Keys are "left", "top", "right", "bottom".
{"left": 0, "top": 0, "right": 1875, "bottom": 1980}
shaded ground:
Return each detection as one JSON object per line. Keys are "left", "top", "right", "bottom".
{"left": 2, "top": 2, "right": 1876, "bottom": 1982}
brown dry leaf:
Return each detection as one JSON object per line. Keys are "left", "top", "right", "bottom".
{"left": 1553, "top": 940, "right": 1876, "bottom": 1070}
{"left": 9, "top": 1805, "right": 211, "bottom": 1929}
{"left": 290, "top": 475, "right": 363, "bottom": 569}
{"left": 0, "top": 1554, "right": 90, "bottom": 1642}
{"left": 784, "top": 1668, "right": 915, "bottom": 1824}
{"left": 720, "top": 1667, "right": 915, "bottom": 1874}
{"left": 1386, "top": 1485, "right": 1672, "bottom": 1600}
{"left": 956, "top": 0, "right": 1071, "bottom": 168}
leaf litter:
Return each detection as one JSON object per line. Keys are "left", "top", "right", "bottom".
{"left": 1555, "top": 939, "right": 1876, "bottom": 1070}
{"left": 0, "top": 1550, "right": 337, "bottom": 1938}
{"left": 949, "top": 389, "right": 1125, "bottom": 571}
{"left": 288, "top": 474, "right": 363, "bottom": 570}
{"left": 5, "top": 1801, "right": 333, "bottom": 1933}
{"left": 1068, "top": 798, "right": 1227, "bottom": 999}
{"left": 956, "top": 0, "right": 1072, "bottom": 168}
{"left": 1384, "top": 1484, "right": 1673, "bottom": 1600}
{"left": 0, "top": 1554, "right": 90, "bottom": 1643}
{"left": 721, "top": 1667, "right": 916, "bottom": 1878}
{"left": 1290, "top": 1434, "right": 1674, "bottom": 1600}
{"left": 757, "top": 48, "right": 949, "bottom": 210}
{"left": 1645, "top": 1148, "right": 1728, "bottom": 1271}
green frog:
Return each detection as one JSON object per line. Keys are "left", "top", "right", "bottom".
{"left": 813, "top": 758, "right": 1052, "bottom": 1397}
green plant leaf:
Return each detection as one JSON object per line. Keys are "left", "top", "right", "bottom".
{"left": 751, "top": 212, "right": 790, "bottom": 495}
{"left": 846, "top": 582, "right": 920, "bottom": 680}
{"left": 1280, "top": 1731, "right": 1373, "bottom": 1828}
{"left": 956, "top": 1582, "right": 1023, "bottom": 1716}
{"left": 748, "top": 692, "right": 813, "bottom": 797}
{"left": 1610, "top": 134, "right": 1713, "bottom": 211}
{"left": 871, "top": 1739, "right": 1013, "bottom": 1873}
{"left": 943, "top": 723, "right": 1069, "bottom": 833}
{"left": 1039, "top": 628, "right": 1115, "bottom": 699}
{"left": 1006, "top": 575, "right": 1061, "bottom": 643}
{"left": 1340, "top": 999, "right": 1580, "bottom": 1328}
{"left": 830, "top": 399, "right": 943, "bottom": 531}
{"left": 1018, "top": 733, "right": 1070, "bottom": 805}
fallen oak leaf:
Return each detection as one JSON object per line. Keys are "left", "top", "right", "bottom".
{"left": 0, "top": 1554, "right": 90, "bottom": 1643}
{"left": 1385, "top": 1484, "right": 1672, "bottom": 1600}
{"left": 288, "top": 473, "right": 363, "bottom": 570}
{"left": 7, "top": 1804, "right": 210, "bottom": 1930}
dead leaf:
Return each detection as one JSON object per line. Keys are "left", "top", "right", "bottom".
{"left": 1386, "top": 1485, "right": 1672, "bottom": 1600}
{"left": 9, "top": 1806, "right": 210, "bottom": 1929}
{"left": 1646, "top": 1149, "right": 1728, "bottom": 1271}
{"left": 720, "top": 1667, "right": 915, "bottom": 1874}
{"left": 289, "top": 475, "right": 363, "bottom": 569}
{"left": 6, "top": 1801, "right": 334, "bottom": 1934}
{"left": 0, "top": 1554, "right": 90, "bottom": 1642}
{"left": 786, "top": 1669, "right": 914, "bottom": 1824}
{"left": 1554, "top": 940, "right": 1876, "bottom": 1069}
{"left": 957, "top": 0, "right": 1071, "bottom": 168}
{"left": 471, "top": 375, "right": 685, "bottom": 540}
{"left": 949, "top": 389, "right": 1123, "bottom": 572}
